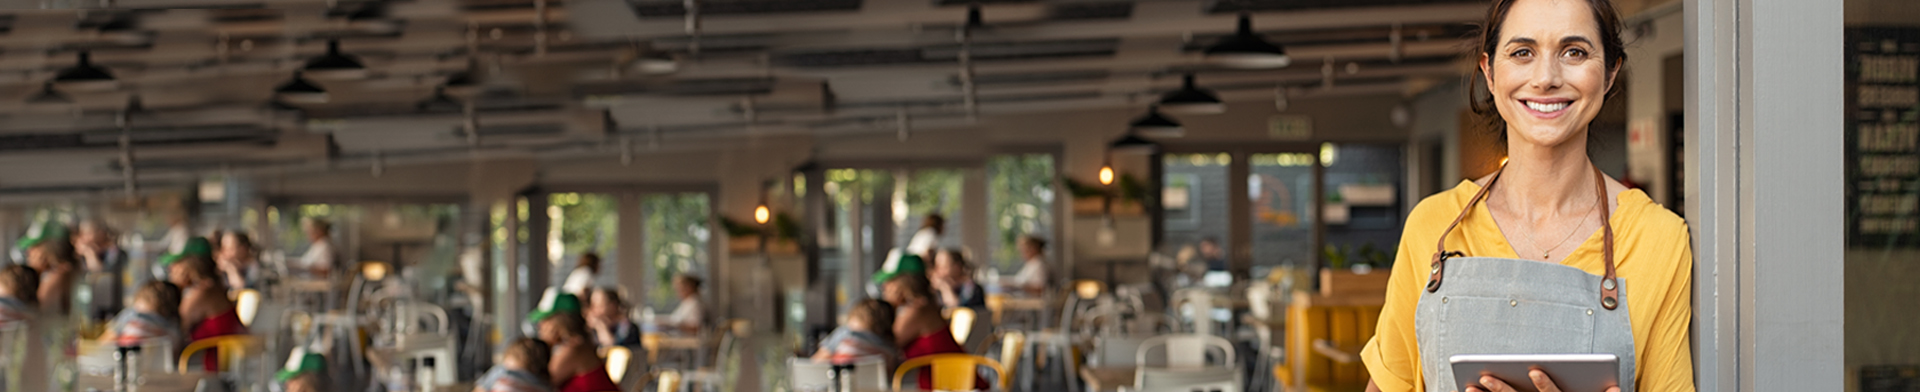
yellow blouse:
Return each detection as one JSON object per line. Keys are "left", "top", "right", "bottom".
{"left": 1360, "top": 180, "right": 1695, "bottom": 392}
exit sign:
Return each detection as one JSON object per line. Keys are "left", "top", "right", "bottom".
{"left": 1269, "top": 115, "right": 1313, "bottom": 140}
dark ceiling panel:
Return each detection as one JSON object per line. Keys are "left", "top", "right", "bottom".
{"left": 776, "top": 38, "right": 1118, "bottom": 67}
{"left": 630, "top": 0, "right": 864, "bottom": 18}
{"left": 1207, "top": 0, "right": 1483, "bottom": 13}
{"left": 1048, "top": 2, "right": 1134, "bottom": 21}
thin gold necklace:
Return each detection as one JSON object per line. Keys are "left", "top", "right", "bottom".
{"left": 1504, "top": 184, "right": 1601, "bottom": 260}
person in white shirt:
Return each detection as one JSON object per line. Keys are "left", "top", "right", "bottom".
{"left": 1007, "top": 235, "right": 1052, "bottom": 296}
{"left": 660, "top": 275, "right": 704, "bottom": 334}
{"left": 559, "top": 253, "right": 600, "bottom": 299}
{"left": 294, "top": 218, "right": 335, "bottom": 278}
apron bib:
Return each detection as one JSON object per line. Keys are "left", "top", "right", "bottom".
{"left": 1414, "top": 167, "right": 1637, "bottom": 392}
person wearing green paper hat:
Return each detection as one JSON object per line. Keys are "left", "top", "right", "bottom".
{"left": 20, "top": 221, "right": 78, "bottom": 315}
{"left": 275, "top": 347, "right": 328, "bottom": 392}
{"left": 150, "top": 236, "right": 212, "bottom": 284}
{"left": 532, "top": 302, "right": 617, "bottom": 392}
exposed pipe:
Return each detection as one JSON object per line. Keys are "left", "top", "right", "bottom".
{"left": 894, "top": 106, "right": 910, "bottom": 142}
{"left": 1389, "top": 23, "right": 1403, "bottom": 63}
{"left": 619, "top": 135, "right": 633, "bottom": 166}
{"left": 958, "top": 5, "right": 980, "bottom": 119}
{"left": 685, "top": 0, "right": 703, "bottom": 57}
{"left": 534, "top": 0, "right": 549, "bottom": 57}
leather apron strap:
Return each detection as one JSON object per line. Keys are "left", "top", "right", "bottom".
{"left": 1425, "top": 166, "right": 1621, "bottom": 310}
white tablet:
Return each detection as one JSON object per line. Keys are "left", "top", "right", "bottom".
{"left": 1449, "top": 353, "right": 1620, "bottom": 392}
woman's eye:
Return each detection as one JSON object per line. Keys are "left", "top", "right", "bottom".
{"left": 1510, "top": 48, "right": 1532, "bottom": 58}
{"left": 1563, "top": 48, "right": 1589, "bottom": 58}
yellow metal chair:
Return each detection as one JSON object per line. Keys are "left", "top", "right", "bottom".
{"left": 177, "top": 335, "right": 261, "bottom": 373}
{"left": 999, "top": 331, "right": 1026, "bottom": 389}
{"left": 891, "top": 353, "right": 1008, "bottom": 392}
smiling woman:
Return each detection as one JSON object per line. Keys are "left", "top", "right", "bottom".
{"left": 1360, "top": 1, "right": 1696, "bottom": 392}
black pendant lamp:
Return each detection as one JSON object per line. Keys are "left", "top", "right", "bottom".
{"left": 275, "top": 72, "right": 329, "bottom": 104}
{"left": 304, "top": 40, "right": 368, "bottom": 79}
{"left": 26, "top": 81, "right": 71, "bottom": 105}
{"left": 1109, "top": 133, "right": 1158, "bottom": 156}
{"left": 55, "top": 51, "right": 117, "bottom": 91}
{"left": 418, "top": 86, "right": 462, "bottom": 112}
{"left": 1159, "top": 73, "right": 1224, "bottom": 115}
{"left": 1206, "top": 13, "right": 1291, "bottom": 69}
{"left": 1129, "top": 105, "right": 1184, "bottom": 137}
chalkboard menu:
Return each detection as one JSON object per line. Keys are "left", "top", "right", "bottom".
{"left": 1847, "top": 27, "right": 1920, "bottom": 248}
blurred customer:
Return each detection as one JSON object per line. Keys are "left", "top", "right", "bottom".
{"left": 102, "top": 281, "right": 184, "bottom": 353}
{"left": 274, "top": 347, "right": 328, "bottom": 392}
{"left": 74, "top": 220, "right": 128, "bottom": 320}
{"left": 660, "top": 274, "right": 706, "bottom": 334}
{"left": 930, "top": 248, "right": 985, "bottom": 311}
{"left": 884, "top": 274, "right": 975, "bottom": 390}
{"left": 1005, "top": 236, "right": 1052, "bottom": 296}
{"left": 905, "top": 214, "right": 946, "bottom": 261}
{"left": 216, "top": 231, "right": 263, "bottom": 290}
{"left": 171, "top": 254, "right": 248, "bottom": 371}
{"left": 294, "top": 218, "right": 335, "bottom": 278}
{"left": 21, "top": 221, "right": 78, "bottom": 315}
{"left": 533, "top": 311, "right": 617, "bottom": 392}
{"left": 1197, "top": 237, "right": 1227, "bottom": 272}
{"left": 474, "top": 338, "right": 555, "bottom": 392}
{"left": 0, "top": 265, "right": 39, "bottom": 325}
{"left": 811, "top": 299, "right": 899, "bottom": 364}
{"left": 585, "top": 287, "right": 641, "bottom": 347}
{"left": 560, "top": 253, "right": 600, "bottom": 299}
{"left": 154, "top": 237, "right": 213, "bottom": 286}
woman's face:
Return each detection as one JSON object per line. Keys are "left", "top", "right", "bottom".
{"left": 219, "top": 234, "right": 250, "bottom": 262}
{"left": 1481, "top": 0, "right": 1617, "bottom": 148}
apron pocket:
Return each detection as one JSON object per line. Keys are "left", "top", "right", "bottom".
{"left": 1437, "top": 296, "right": 1597, "bottom": 355}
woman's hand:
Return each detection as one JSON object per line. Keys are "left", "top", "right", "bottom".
{"left": 1463, "top": 370, "right": 1621, "bottom": 392}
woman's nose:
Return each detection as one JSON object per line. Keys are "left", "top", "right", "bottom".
{"left": 1530, "top": 61, "right": 1564, "bottom": 90}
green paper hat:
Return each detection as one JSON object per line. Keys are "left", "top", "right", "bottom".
{"left": 14, "top": 220, "right": 68, "bottom": 251}
{"left": 527, "top": 289, "right": 583, "bottom": 323}
{"left": 870, "top": 251, "right": 926, "bottom": 284}
{"left": 275, "top": 347, "right": 327, "bottom": 382}
{"left": 158, "top": 236, "right": 212, "bottom": 266}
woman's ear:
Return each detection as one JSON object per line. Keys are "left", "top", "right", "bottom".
{"left": 1605, "top": 60, "right": 1622, "bottom": 94}
{"left": 1479, "top": 53, "right": 1494, "bottom": 86}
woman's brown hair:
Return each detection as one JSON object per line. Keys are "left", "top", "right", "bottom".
{"left": 136, "top": 281, "right": 183, "bottom": 321}
{"left": 847, "top": 299, "right": 897, "bottom": 343}
{"left": 1468, "top": 0, "right": 1628, "bottom": 140}
{"left": 0, "top": 265, "right": 40, "bottom": 306}
{"left": 504, "top": 338, "right": 555, "bottom": 381}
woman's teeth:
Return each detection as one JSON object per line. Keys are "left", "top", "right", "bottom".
{"left": 1525, "top": 101, "right": 1569, "bottom": 113}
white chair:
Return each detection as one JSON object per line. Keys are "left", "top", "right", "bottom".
{"left": 787, "top": 356, "right": 888, "bottom": 391}
{"left": 1129, "top": 367, "right": 1242, "bottom": 392}
{"left": 1171, "top": 289, "right": 1230, "bottom": 336}
{"left": 1136, "top": 334, "right": 1235, "bottom": 369}
{"left": 1243, "top": 282, "right": 1286, "bottom": 392}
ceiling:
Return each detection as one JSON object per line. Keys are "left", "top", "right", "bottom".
{"left": 0, "top": 0, "right": 1489, "bottom": 195}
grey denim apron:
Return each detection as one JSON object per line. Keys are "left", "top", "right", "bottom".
{"left": 1415, "top": 167, "right": 1636, "bottom": 392}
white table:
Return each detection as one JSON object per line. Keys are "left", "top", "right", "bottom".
{"left": 75, "top": 372, "right": 212, "bottom": 392}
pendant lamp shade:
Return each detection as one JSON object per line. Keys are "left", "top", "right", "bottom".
{"left": 275, "top": 72, "right": 329, "bottom": 104}
{"left": 1130, "top": 106, "right": 1184, "bottom": 137}
{"left": 1206, "top": 14, "right": 1291, "bottom": 69}
{"left": 55, "top": 51, "right": 118, "bottom": 91}
{"left": 26, "top": 82, "right": 72, "bottom": 105}
{"left": 1109, "top": 133, "right": 1158, "bottom": 155}
{"left": 304, "top": 40, "right": 368, "bottom": 79}
{"left": 1159, "top": 74, "right": 1224, "bottom": 115}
